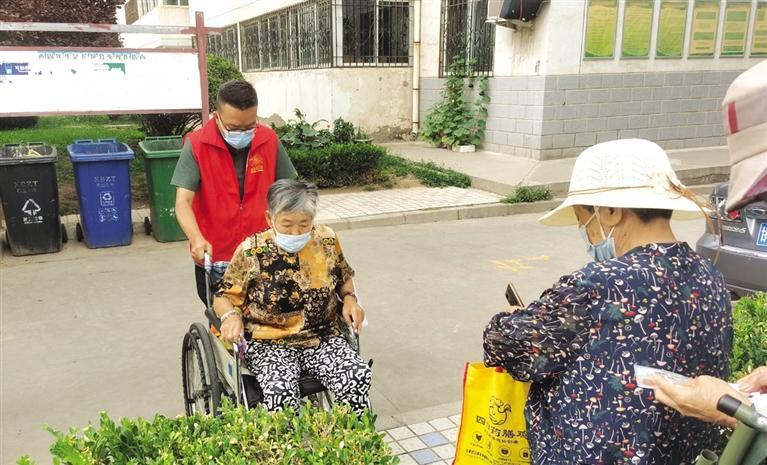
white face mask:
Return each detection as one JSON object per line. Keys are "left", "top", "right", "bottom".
{"left": 273, "top": 229, "right": 311, "bottom": 253}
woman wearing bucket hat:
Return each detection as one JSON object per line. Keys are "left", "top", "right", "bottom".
{"left": 483, "top": 139, "right": 732, "bottom": 465}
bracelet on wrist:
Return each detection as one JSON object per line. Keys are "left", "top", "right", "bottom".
{"left": 220, "top": 308, "right": 242, "bottom": 323}
{"left": 341, "top": 291, "right": 358, "bottom": 302}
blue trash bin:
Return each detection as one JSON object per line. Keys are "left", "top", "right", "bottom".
{"left": 67, "top": 139, "right": 134, "bottom": 248}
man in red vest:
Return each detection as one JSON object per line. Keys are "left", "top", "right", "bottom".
{"left": 172, "top": 80, "right": 297, "bottom": 304}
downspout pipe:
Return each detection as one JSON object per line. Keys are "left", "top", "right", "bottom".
{"left": 412, "top": 0, "right": 421, "bottom": 134}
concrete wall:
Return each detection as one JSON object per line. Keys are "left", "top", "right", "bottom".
{"left": 421, "top": 69, "right": 750, "bottom": 160}
{"left": 187, "top": 0, "right": 310, "bottom": 27}
{"left": 119, "top": 5, "right": 192, "bottom": 48}
{"left": 246, "top": 67, "right": 413, "bottom": 136}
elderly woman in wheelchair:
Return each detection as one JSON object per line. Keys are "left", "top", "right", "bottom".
{"left": 211, "top": 179, "right": 372, "bottom": 415}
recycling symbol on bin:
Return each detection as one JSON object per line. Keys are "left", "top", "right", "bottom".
{"left": 22, "top": 199, "right": 41, "bottom": 216}
{"left": 100, "top": 191, "right": 115, "bottom": 207}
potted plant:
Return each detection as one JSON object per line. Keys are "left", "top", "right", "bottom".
{"left": 353, "top": 127, "right": 372, "bottom": 144}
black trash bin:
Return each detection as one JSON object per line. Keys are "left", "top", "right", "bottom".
{"left": 0, "top": 143, "right": 65, "bottom": 256}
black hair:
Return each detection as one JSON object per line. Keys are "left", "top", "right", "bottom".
{"left": 216, "top": 80, "right": 258, "bottom": 110}
{"left": 584, "top": 206, "right": 672, "bottom": 223}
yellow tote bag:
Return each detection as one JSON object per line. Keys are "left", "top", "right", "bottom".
{"left": 453, "top": 362, "right": 532, "bottom": 465}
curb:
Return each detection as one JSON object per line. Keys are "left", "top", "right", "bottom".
{"left": 323, "top": 200, "right": 560, "bottom": 231}
{"left": 470, "top": 164, "right": 730, "bottom": 197}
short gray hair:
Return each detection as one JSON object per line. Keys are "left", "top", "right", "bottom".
{"left": 267, "top": 179, "right": 319, "bottom": 219}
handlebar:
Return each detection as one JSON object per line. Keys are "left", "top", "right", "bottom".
{"left": 717, "top": 394, "right": 767, "bottom": 434}
{"left": 203, "top": 251, "right": 212, "bottom": 273}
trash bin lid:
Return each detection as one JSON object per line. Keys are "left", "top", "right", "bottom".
{"left": 67, "top": 139, "right": 134, "bottom": 163}
{"left": 139, "top": 136, "right": 184, "bottom": 159}
{"left": 0, "top": 143, "right": 58, "bottom": 165}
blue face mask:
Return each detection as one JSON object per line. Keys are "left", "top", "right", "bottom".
{"left": 222, "top": 128, "right": 254, "bottom": 149}
{"left": 579, "top": 208, "right": 617, "bottom": 262}
{"left": 217, "top": 115, "right": 255, "bottom": 149}
{"left": 274, "top": 229, "right": 311, "bottom": 254}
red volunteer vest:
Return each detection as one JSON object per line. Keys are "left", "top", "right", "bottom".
{"left": 188, "top": 117, "right": 278, "bottom": 262}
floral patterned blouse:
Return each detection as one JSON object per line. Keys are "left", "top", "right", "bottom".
{"left": 216, "top": 225, "right": 355, "bottom": 348}
{"left": 484, "top": 243, "right": 732, "bottom": 465}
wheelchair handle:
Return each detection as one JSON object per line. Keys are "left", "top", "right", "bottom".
{"left": 717, "top": 394, "right": 767, "bottom": 434}
{"left": 203, "top": 252, "right": 212, "bottom": 273}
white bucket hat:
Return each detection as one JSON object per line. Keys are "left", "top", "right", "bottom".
{"left": 539, "top": 139, "right": 703, "bottom": 226}
{"left": 722, "top": 60, "right": 767, "bottom": 212}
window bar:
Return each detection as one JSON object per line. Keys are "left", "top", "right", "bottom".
{"left": 236, "top": 22, "right": 243, "bottom": 71}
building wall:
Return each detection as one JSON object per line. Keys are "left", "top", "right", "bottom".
{"left": 421, "top": 0, "right": 765, "bottom": 159}
{"left": 119, "top": 5, "right": 192, "bottom": 48}
{"left": 246, "top": 67, "right": 413, "bottom": 136}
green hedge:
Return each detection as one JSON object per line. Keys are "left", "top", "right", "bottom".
{"left": 18, "top": 403, "right": 397, "bottom": 465}
{"left": 289, "top": 143, "right": 385, "bottom": 188}
{"left": 731, "top": 292, "right": 767, "bottom": 380}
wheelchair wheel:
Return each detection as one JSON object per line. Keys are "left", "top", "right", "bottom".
{"left": 182, "top": 322, "right": 222, "bottom": 416}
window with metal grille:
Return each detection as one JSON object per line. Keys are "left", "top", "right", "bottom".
{"left": 230, "top": 0, "right": 411, "bottom": 72}
{"left": 288, "top": 0, "right": 333, "bottom": 69}
{"left": 440, "top": 0, "right": 495, "bottom": 76}
{"left": 164, "top": 0, "right": 189, "bottom": 5}
{"left": 342, "top": 0, "right": 410, "bottom": 64}
{"left": 207, "top": 25, "right": 239, "bottom": 67}
{"left": 140, "top": 0, "right": 159, "bottom": 16}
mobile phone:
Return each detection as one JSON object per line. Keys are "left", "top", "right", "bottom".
{"left": 505, "top": 283, "right": 525, "bottom": 308}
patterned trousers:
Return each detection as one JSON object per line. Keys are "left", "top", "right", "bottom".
{"left": 244, "top": 336, "right": 372, "bottom": 415}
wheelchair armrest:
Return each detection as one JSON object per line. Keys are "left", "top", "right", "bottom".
{"left": 205, "top": 307, "right": 222, "bottom": 330}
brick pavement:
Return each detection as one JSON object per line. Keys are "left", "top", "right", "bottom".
{"left": 382, "top": 414, "right": 462, "bottom": 465}
{"left": 315, "top": 187, "right": 501, "bottom": 222}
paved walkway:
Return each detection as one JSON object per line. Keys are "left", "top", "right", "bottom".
{"left": 315, "top": 187, "right": 500, "bottom": 222}
{"left": 382, "top": 415, "right": 461, "bottom": 465}
{"left": 384, "top": 142, "right": 730, "bottom": 196}
{"left": 51, "top": 186, "right": 502, "bottom": 238}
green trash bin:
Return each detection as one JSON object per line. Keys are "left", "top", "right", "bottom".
{"left": 139, "top": 136, "right": 187, "bottom": 242}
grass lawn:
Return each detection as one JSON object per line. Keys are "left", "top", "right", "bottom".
{"left": 0, "top": 116, "right": 147, "bottom": 215}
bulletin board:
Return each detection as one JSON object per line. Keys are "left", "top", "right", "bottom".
{"left": 720, "top": 1, "right": 751, "bottom": 56}
{"left": 656, "top": 0, "right": 688, "bottom": 57}
{"left": 0, "top": 48, "right": 203, "bottom": 116}
{"left": 753, "top": 2, "right": 767, "bottom": 55}
{"left": 689, "top": 0, "right": 720, "bottom": 57}
{"left": 622, "top": 0, "right": 654, "bottom": 57}
{"left": 584, "top": 0, "right": 619, "bottom": 58}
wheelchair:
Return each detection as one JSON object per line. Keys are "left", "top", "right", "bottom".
{"left": 181, "top": 254, "right": 366, "bottom": 416}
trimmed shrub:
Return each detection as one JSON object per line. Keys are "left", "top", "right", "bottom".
{"left": 0, "top": 116, "right": 39, "bottom": 130}
{"left": 207, "top": 55, "right": 245, "bottom": 110}
{"left": 289, "top": 143, "right": 385, "bottom": 188}
{"left": 731, "top": 292, "right": 767, "bottom": 380}
{"left": 138, "top": 113, "right": 198, "bottom": 137}
{"left": 17, "top": 402, "right": 397, "bottom": 465}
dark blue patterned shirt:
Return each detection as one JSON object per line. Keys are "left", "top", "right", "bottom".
{"left": 484, "top": 242, "right": 732, "bottom": 465}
